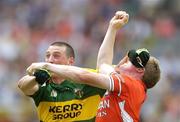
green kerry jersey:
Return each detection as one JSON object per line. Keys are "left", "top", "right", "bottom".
{"left": 30, "top": 69, "right": 106, "bottom": 122}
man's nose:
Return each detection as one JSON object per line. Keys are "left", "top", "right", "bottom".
{"left": 47, "top": 55, "right": 54, "bottom": 63}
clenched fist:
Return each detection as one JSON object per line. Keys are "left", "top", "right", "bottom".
{"left": 110, "top": 11, "right": 129, "bottom": 30}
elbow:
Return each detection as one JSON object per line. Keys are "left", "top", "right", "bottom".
{"left": 17, "top": 75, "right": 30, "bottom": 90}
{"left": 17, "top": 80, "right": 24, "bottom": 90}
{"left": 17, "top": 75, "right": 38, "bottom": 95}
{"left": 17, "top": 80, "right": 27, "bottom": 94}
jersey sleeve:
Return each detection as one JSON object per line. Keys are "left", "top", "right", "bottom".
{"left": 109, "top": 72, "right": 123, "bottom": 96}
{"left": 29, "top": 84, "right": 46, "bottom": 106}
{"left": 83, "top": 68, "right": 106, "bottom": 96}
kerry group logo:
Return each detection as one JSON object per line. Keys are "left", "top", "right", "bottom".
{"left": 38, "top": 95, "right": 100, "bottom": 121}
{"left": 49, "top": 103, "right": 83, "bottom": 120}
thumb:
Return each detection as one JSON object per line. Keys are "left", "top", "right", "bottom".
{"left": 112, "top": 19, "right": 125, "bottom": 29}
{"left": 123, "top": 14, "right": 129, "bottom": 24}
{"left": 26, "top": 65, "right": 36, "bottom": 76}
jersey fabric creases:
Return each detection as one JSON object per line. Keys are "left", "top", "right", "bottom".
{"left": 96, "top": 72, "right": 146, "bottom": 122}
{"left": 30, "top": 69, "right": 106, "bottom": 122}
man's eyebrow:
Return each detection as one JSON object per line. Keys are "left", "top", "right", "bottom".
{"left": 45, "top": 51, "right": 50, "bottom": 54}
{"left": 46, "top": 51, "right": 61, "bottom": 54}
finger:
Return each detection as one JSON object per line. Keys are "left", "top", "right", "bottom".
{"left": 115, "top": 11, "right": 126, "bottom": 16}
{"left": 114, "top": 18, "right": 126, "bottom": 25}
{"left": 115, "top": 14, "right": 123, "bottom": 20}
{"left": 124, "top": 14, "right": 129, "bottom": 23}
{"left": 115, "top": 11, "right": 127, "bottom": 19}
{"left": 119, "top": 14, "right": 128, "bottom": 24}
{"left": 26, "top": 67, "right": 32, "bottom": 75}
{"left": 26, "top": 66, "right": 30, "bottom": 73}
{"left": 26, "top": 65, "right": 35, "bottom": 76}
{"left": 111, "top": 15, "right": 118, "bottom": 21}
{"left": 113, "top": 19, "right": 123, "bottom": 25}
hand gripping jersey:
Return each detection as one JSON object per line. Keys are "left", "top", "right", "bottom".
{"left": 96, "top": 72, "right": 147, "bottom": 122}
{"left": 30, "top": 69, "right": 106, "bottom": 122}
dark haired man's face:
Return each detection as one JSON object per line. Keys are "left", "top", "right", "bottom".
{"left": 45, "top": 45, "right": 72, "bottom": 65}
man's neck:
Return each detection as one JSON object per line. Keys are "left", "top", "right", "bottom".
{"left": 118, "top": 69, "right": 143, "bottom": 81}
{"left": 125, "top": 71, "right": 143, "bottom": 81}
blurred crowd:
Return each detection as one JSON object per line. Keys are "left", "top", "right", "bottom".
{"left": 0, "top": 0, "right": 180, "bottom": 122}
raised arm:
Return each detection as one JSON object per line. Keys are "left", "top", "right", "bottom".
{"left": 96, "top": 11, "right": 129, "bottom": 70}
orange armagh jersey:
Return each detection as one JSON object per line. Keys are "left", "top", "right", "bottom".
{"left": 96, "top": 72, "right": 147, "bottom": 122}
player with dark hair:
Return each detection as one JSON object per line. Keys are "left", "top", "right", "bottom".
{"left": 50, "top": 42, "right": 75, "bottom": 59}
{"left": 26, "top": 11, "right": 161, "bottom": 122}
{"left": 18, "top": 41, "right": 106, "bottom": 122}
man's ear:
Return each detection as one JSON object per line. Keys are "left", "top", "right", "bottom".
{"left": 117, "top": 55, "right": 128, "bottom": 66}
{"left": 68, "top": 57, "right": 75, "bottom": 65}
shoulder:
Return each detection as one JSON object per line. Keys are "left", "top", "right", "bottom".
{"left": 120, "top": 74, "right": 145, "bottom": 91}
{"left": 99, "top": 64, "right": 115, "bottom": 75}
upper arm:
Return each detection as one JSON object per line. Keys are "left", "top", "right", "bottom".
{"left": 47, "top": 64, "right": 111, "bottom": 90}
{"left": 89, "top": 72, "right": 123, "bottom": 93}
{"left": 98, "top": 63, "right": 114, "bottom": 75}
{"left": 78, "top": 71, "right": 111, "bottom": 90}
{"left": 18, "top": 75, "right": 39, "bottom": 95}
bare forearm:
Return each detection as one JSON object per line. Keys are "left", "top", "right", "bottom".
{"left": 47, "top": 64, "right": 90, "bottom": 83}
{"left": 97, "top": 25, "right": 117, "bottom": 69}
{"left": 46, "top": 64, "right": 110, "bottom": 90}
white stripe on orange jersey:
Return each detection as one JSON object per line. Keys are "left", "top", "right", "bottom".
{"left": 119, "top": 100, "right": 133, "bottom": 122}
{"left": 113, "top": 73, "right": 122, "bottom": 96}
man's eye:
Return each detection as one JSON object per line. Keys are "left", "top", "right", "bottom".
{"left": 46, "top": 54, "right": 50, "bottom": 58}
{"left": 53, "top": 54, "right": 61, "bottom": 58}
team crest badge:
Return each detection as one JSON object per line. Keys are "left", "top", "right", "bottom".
{"left": 50, "top": 89, "right": 57, "bottom": 97}
{"left": 74, "top": 88, "right": 83, "bottom": 98}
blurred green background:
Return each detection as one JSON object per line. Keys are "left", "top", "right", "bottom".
{"left": 0, "top": 0, "right": 180, "bottom": 122}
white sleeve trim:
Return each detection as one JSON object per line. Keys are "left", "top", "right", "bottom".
{"left": 109, "top": 72, "right": 123, "bottom": 96}
{"left": 114, "top": 73, "right": 122, "bottom": 96}
{"left": 109, "top": 74, "right": 114, "bottom": 91}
